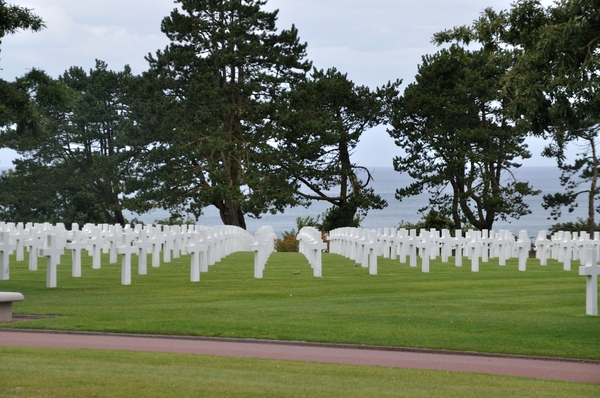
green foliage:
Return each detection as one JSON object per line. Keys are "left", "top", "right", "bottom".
{"left": 282, "top": 215, "right": 322, "bottom": 238}
{"left": 435, "top": 1, "right": 600, "bottom": 234}
{"left": 399, "top": 210, "right": 457, "bottom": 233}
{"left": 0, "top": 1, "right": 45, "bottom": 132}
{"left": 0, "top": 163, "right": 105, "bottom": 225}
{"left": 389, "top": 41, "right": 538, "bottom": 231}
{"left": 128, "top": 0, "right": 312, "bottom": 229}
{"left": 153, "top": 214, "right": 196, "bottom": 226}
{"left": 508, "top": 0, "right": 600, "bottom": 235}
{"left": 274, "top": 234, "right": 299, "bottom": 252}
{"left": 0, "top": 0, "right": 45, "bottom": 50}
{"left": 0, "top": 62, "right": 137, "bottom": 226}
{"left": 279, "top": 68, "right": 400, "bottom": 230}
{"left": 320, "top": 204, "right": 363, "bottom": 232}
{"left": 548, "top": 218, "right": 600, "bottom": 235}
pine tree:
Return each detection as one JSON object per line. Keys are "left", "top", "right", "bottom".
{"left": 130, "top": 0, "right": 311, "bottom": 228}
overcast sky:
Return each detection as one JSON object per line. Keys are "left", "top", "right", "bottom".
{"left": 0, "top": 0, "right": 556, "bottom": 167}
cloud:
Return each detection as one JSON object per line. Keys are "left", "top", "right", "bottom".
{"left": 0, "top": 1, "right": 170, "bottom": 79}
{"left": 0, "top": 0, "right": 560, "bottom": 168}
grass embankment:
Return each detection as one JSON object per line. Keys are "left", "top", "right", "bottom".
{"left": 0, "top": 347, "right": 597, "bottom": 397}
{"left": 1, "top": 251, "right": 598, "bottom": 359}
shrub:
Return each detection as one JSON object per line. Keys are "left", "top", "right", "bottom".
{"left": 548, "top": 218, "right": 600, "bottom": 234}
{"left": 275, "top": 235, "right": 299, "bottom": 252}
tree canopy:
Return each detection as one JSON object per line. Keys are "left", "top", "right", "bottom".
{"left": 435, "top": 0, "right": 600, "bottom": 233}
{"left": 279, "top": 67, "right": 401, "bottom": 230}
{"left": 388, "top": 44, "right": 537, "bottom": 230}
{"left": 0, "top": 62, "right": 137, "bottom": 225}
{"left": 0, "top": 1, "right": 45, "bottom": 134}
{"left": 0, "top": 0, "right": 45, "bottom": 50}
{"left": 127, "top": 0, "right": 312, "bottom": 228}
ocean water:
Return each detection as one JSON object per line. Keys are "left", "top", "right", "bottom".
{"left": 127, "top": 166, "right": 587, "bottom": 238}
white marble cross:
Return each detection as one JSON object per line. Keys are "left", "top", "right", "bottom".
{"left": 0, "top": 231, "right": 16, "bottom": 280}
{"left": 428, "top": 228, "right": 439, "bottom": 260}
{"left": 379, "top": 228, "right": 392, "bottom": 258}
{"left": 358, "top": 229, "right": 370, "bottom": 268}
{"left": 197, "top": 229, "right": 210, "bottom": 272}
{"left": 186, "top": 232, "right": 207, "bottom": 282}
{"left": 66, "top": 224, "right": 87, "bottom": 278}
{"left": 453, "top": 230, "right": 466, "bottom": 268}
{"left": 13, "top": 223, "right": 26, "bottom": 262}
{"left": 560, "top": 232, "right": 573, "bottom": 271}
{"left": 534, "top": 230, "right": 551, "bottom": 266}
{"left": 146, "top": 226, "right": 164, "bottom": 268}
{"left": 466, "top": 231, "right": 482, "bottom": 272}
{"left": 40, "top": 234, "right": 65, "bottom": 288}
{"left": 417, "top": 230, "right": 433, "bottom": 273}
{"left": 134, "top": 228, "right": 152, "bottom": 275}
{"left": 88, "top": 227, "right": 103, "bottom": 270}
{"left": 479, "top": 229, "right": 493, "bottom": 263}
{"left": 171, "top": 225, "right": 182, "bottom": 259}
{"left": 117, "top": 231, "right": 137, "bottom": 285}
{"left": 579, "top": 248, "right": 599, "bottom": 316}
{"left": 439, "top": 229, "right": 452, "bottom": 263}
{"left": 107, "top": 225, "right": 122, "bottom": 264}
{"left": 25, "top": 226, "right": 41, "bottom": 271}
{"left": 366, "top": 230, "right": 378, "bottom": 275}
{"left": 516, "top": 230, "right": 530, "bottom": 272}
{"left": 162, "top": 226, "right": 173, "bottom": 263}
{"left": 396, "top": 228, "right": 409, "bottom": 263}
{"left": 408, "top": 229, "right": 418, "bottom": 268}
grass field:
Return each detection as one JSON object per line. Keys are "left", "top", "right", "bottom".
{"left": 1, "top": 250, "right": 598, "bottom": 360}
{"left": 1, "top": 346, "right": 597, "bottom": 397}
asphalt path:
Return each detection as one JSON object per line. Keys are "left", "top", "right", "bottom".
{"left": 1, "top": 328, "right": 599, "bottom": 384}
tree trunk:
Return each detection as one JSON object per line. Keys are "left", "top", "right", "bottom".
{"left": 217, "top": 201, "right": 247, "bottom": 229}
{"left": 588, "top": 136, "right": 598, "bottom": 235}
{"left": 588, "top": 190, "right": 595, "bottom": 235}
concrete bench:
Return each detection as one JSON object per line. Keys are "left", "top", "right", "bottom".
{"left": 0, "top": 292, "right": 24, "bottom": 323}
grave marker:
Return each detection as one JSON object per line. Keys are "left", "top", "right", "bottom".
{"left": 40, "top": 234, "right": 64, "bottom": 288}
{"left": 186, "top": 232, "right": 206, "bottom": 282}
{"left": 66, "top": 224, "right": 87, "bottom": 278}
{"left": 0, "top": 231, "right": 16, "bottom": 280}
{"left": 25, "top": 227, "right": 41, "bottom": 271}
{"left": 117, "top": 231, "right": 137, "bottom": 285}
{"left": 579, "top": 248, "right": 599, "bottom": 316}
{"left": 516, "top": 230, "right": 530, "bottom": 272}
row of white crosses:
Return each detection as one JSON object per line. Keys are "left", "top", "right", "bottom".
{"left": 329, "top": 226, "right": 599, "bottom": 315}
{"left": 535, "top": 230, "right": 600, "bottom": 270}
{"left": 296, "top": 226, "right": 328, "bottom": 277}
{"left": 330, "top": 227, "right": 531, "bottom": 273}
{"left": 328, "top": 228, "right": 379, "bottom": 274}
{"left": 250, "top": 226, "right": 277, "bottom": 278}
{"left": 534, "top": 230, "right": 600, "bottom": 315}
{"left": 0, "top": 222, "right": 255, "bottom": 287}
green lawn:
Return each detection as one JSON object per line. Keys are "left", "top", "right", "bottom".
{"left": 1, "top": 250, "right": 599, "bottom": 359}
{"left": 0, "top": 347, "right": 597, "bottom": 398}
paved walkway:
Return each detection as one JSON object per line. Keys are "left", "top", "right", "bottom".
{"left": 1, "top": 329, "right": 598, "bottom": 383}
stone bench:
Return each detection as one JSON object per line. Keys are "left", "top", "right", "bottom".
{"left": 0, "top": 292, "right": 24, "bottom": 323}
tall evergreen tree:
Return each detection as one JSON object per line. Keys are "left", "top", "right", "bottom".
{"left": 129, "top": 0, "right": 311, "bottom": 228}
{"left": 435, "top": 0, "right": 600, "bottom": 233}
{"left": 0, "top": 0, "right": 45, "bottom": 133}
{"left": 388, "top": 45, "right": 537, "bottom": 230}
{"left": 279, "top": 68, "right": 400, "bottom": 230}
{"left": 0, "top": 62, "right": 136, "bottom": 225}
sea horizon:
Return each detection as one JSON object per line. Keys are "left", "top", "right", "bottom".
{"left": 0, "top": 165, "right": 586, "bottom": 238}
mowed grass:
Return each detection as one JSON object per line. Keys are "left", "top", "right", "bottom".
{"left": 1, "top": 250, "right": 599, "bottom": 359}
{"left": 0, "top": 347, "right": 597, "bottom": 398}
